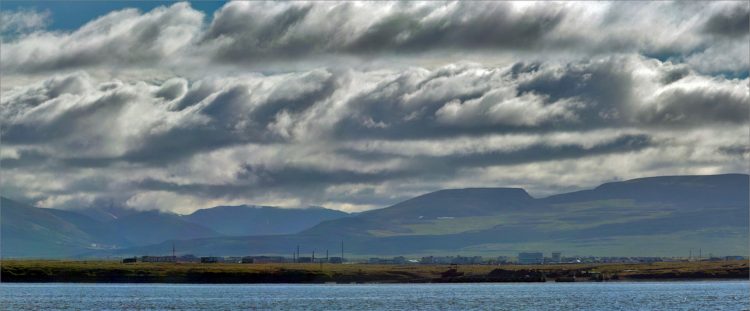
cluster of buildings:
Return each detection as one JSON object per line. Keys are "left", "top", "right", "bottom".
{"left": 123, "top": 252, "right": 748, "bottom": 265}
{"left": 123, "top": 254, "right": 342, "bottom": 264}
{"left": 418, "top": 255, "right": 485, "bottom": 265}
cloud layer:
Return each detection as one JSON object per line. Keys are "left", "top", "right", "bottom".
{"left": 1, "top": 1, "right": 748, "bottom": 213}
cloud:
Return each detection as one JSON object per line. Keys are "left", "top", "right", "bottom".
{"left": 1, "top": 3, "right": 203, "bottom": 73}
{"left": 636, "top": 76, "right": 749, "bottom": 125}
{"left": 1, "top": 2, "right": 747, "bottom": 75}
{"left": 435, "top": 91, "right": 583, "bottom": 127}
{"left": 2, "top": 57, "right": 745, "bottom": 163}
{"left": 201, "top": 1, "right": 566, "bottom": 62}
{"left": 0, "top": 9, "right": 50, "bottom": 36}
{"left": 701, "top": 3, "right": 750, "bottom": 38}
{"left": 0, "top": 2, "right": 747, "bottom": 213}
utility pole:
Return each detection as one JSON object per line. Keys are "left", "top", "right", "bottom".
{"left": 312, "top": 250, "right": 315, "bottom": 263}
{"left": 296, "top": 245, "right": 300, "bottom": 263}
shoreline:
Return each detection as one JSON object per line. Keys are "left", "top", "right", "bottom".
{"left": 2, "top": 279, "right": 749, "bottom": 285}
{"left": 2, "top": 260, "right": 747, "bottom": 284}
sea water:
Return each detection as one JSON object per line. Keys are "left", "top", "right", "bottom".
{"left": 1, "top": 281, "right": 748, "bottom": 310}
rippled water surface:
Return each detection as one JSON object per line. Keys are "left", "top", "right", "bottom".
{"left": 1, "top": 281, "right": 748, "bottom": 310}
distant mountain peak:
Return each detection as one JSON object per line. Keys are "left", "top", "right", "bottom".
{"left": 182, "top": 203, "right": 349, "bottom": 237}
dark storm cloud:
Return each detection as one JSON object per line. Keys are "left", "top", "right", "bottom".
{"left": 342, "top": 3, "right": 565, "bottom": 52}
{"left": 702, "top": 4, "right": 750, "bottom": 38}
{"left": 2, "top": 90, "right": 133, "bottom": 144}
{"left": 201, "top": 2, "right": 565, "bottom": 62}
{"left": 516, "top": 59, "right": 634, "bottom": 113}
{"left": 134, "top": 178, "right": 251, "bottom": 199}
{"left": 131, "top": 130, "right": 644, "bottom": 203}
{"left": 637, "top": 83, "right": 749, "bottom": 126}
{"left": 133, "top": 162, "right": 410, "bottom": 200}
{"left": 719, "top": 145, "right": 750, "bottom": 157}
{"left": 341, "top": 134, "right": 653, "bottom": 170}
{"left": 236, "top": 164, "right": 410, "bottom": 189}
{"left": 0, "top": 149, "right": 50, "bottom": 169}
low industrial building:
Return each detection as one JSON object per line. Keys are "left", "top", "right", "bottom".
{"left": 242, "top": 256, "right": 286, "bottom": 263}
{"left": 518, "top": 252, "right": 544, "bottom": 265}
{"left": 141, "top": 256, "right": 176, "bottom": 263}
{"left": 200, "top": 256, "right": 223, "bottom": 263}
{"left": 550, "top": 252, "right": 562, "bottom": 264}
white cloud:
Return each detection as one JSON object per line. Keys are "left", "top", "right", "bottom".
{"left": 0, "top": 2, "right": 746, "bottom": 213}
{"left": 1, "top": 3, "right": 203, "bottom": 73}
{"left": 0, "top": 9, "right": 50, "bottom": 36}
{"left": 1, "top": 2, "right": 746, "bottom": 75}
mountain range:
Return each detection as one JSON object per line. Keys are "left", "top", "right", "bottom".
{"left": 2, "top": 174, "right": 748, "bottom": 258}
{"left": 0, "top": 199, "right": 348, "bottom": 258}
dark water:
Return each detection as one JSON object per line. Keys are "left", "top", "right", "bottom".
{"left": 1, "top": 282, "right": 748, "bottom": 310}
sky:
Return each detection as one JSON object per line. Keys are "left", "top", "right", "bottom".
{"left": 0, "top": 1, "right": 748, "bottom": 214}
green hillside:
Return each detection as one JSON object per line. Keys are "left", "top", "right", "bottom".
{"left": 119, "top": 174, "right": 749, "bottom": 258}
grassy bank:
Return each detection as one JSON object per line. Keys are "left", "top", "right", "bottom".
{"left": 1, "top": 260, "right": 747, "bottom": 283}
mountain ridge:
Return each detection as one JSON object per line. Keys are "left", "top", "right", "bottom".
{"left": 113, "top": 174, "right": 749, "bottom": 258}
{"left": 0, "top": 198, "right": 349, "bottom": 258}
{"left": 2, "top": 174, "right": 748, "bottom": 258}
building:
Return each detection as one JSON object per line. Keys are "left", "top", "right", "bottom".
{"left": 420, "top": 255, "right": 484, "bottom": 265}
{"left": 328, "top": 257, "right": 344, "bottom": 264}
{"left": 518, "top": 252, "right": 544, "bottom": 265}
{"left": 178, "top": 254, "right": 200, "bottom": 263}
{"left": 297, "top": 256, "right": 312, "bottom": 263}
{"left": 200, "top": 256, "right": 223, "bottom": 263}
{"left": 141, "top": 256, "right": 176, "bottom": 263}
{"left": 122, "top": 257, "right": 137, "bottom": 263}
{"left": 550, "top": 252, "right": 562, "bottom": 264}
{"left": 242, "top": 256, "right": 286, "bottom": 264}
